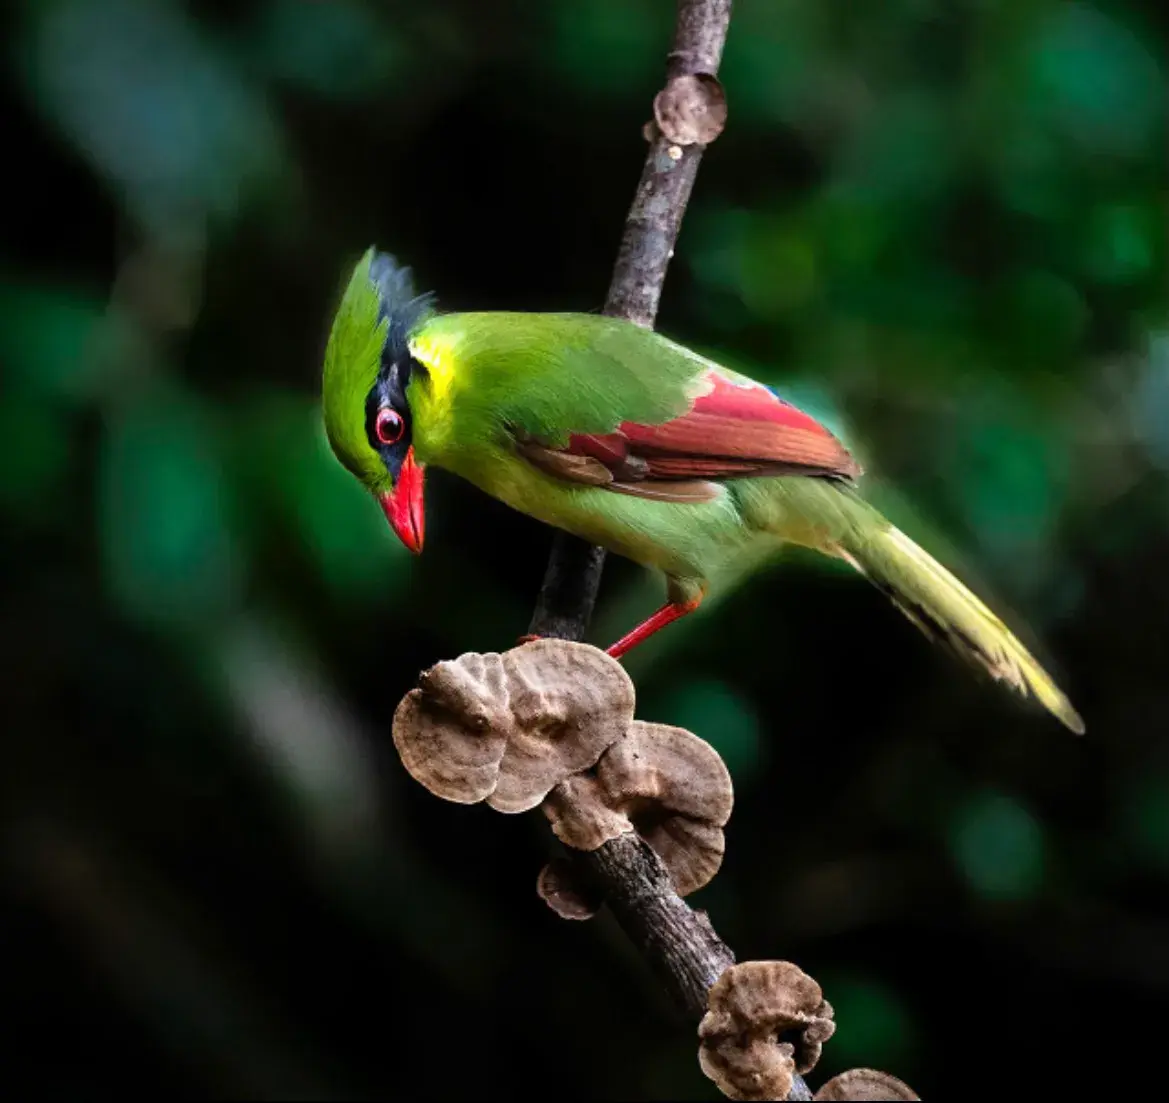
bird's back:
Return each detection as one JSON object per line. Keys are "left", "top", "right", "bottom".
{"left": 407, "top": 312, "right": 716, "bottom": 456}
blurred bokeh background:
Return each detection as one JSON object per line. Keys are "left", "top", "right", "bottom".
{"left": 2, "top": 0, "right": 1167, "bottom": 1096}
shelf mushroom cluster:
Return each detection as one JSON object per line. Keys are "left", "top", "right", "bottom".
{"left": 392, "top": 639, "right": 733, "bottom": 912}
{"left": 392, "top": 639, "right": 919, "bottom": 1101}
{"left": 698, "top": 961, "right": 836, "bottom": 1101}
{"left": 696, "top": 962, "right": 918, "bottom": 1101}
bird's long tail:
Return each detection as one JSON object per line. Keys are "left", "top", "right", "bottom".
{"left": 832, "top": 494, "right": 1084, "bottom": 733}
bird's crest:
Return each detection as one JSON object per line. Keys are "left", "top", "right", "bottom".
{"left": 321, "top": 248, "right": 435, "bottom": 490}
{"left": 369, "top": 251, "right": 437, "bottom": 367}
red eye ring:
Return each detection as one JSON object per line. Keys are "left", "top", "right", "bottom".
{"left": 375, "top": 407, "right": 405, "bottom": 446}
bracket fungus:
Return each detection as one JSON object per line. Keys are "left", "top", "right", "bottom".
{"left": 536, "top": 858, "right": 603, "bottom": 921}
{"left": 392, "top": 640, "right": 635, "bottom": 813}
{"left": 542, "top": 772, "right": 634, "bottom": 852}
{"left": 698, "top": 961, "right": 836, "bottom": 1102}
{"left": 813, "top": 1069, "right": 919, "bottom": 1101}
{"left": 542, "top": 720, "right": 733, "bottom": 896}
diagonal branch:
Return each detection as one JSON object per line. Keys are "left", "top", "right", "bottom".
{"left": 527, "top": 0, "right": 732, "bottom": 645}
{"left": 528, "top": 3, "right": 813, "bottom": 1099}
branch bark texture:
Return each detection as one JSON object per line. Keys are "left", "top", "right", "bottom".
{"left": 529, "top": 3, "right": 813, "bottom": 1099}
{"left": 527, "top": 0, "right": 732, "bottom": 645}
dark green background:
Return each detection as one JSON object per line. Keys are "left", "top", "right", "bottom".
{"left": 2, "top": 0, "right": 1167, "bottom": 1097}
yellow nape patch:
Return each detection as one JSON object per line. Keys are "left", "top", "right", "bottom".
{"left": 408, "top": 331, "right": 458, "bottom": 412}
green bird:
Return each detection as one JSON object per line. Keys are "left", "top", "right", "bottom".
{"left": 321, "top": 248, "right": 1083, "bottom": 733}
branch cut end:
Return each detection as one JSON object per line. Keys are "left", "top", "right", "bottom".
{"left": 653, "top": 72, "right": 727, "bottom": 146}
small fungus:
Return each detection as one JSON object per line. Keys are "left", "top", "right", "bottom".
{"left": 542, "top": 720, "right": 733, "bottom": 896}
{"left": 392, "top": 640, "right": 635, "bottom": 813}
{"left": 542, "top": 772, "right": 633, "bottom": 851}
{"left": 698, "top": 961, "right": 836, "bottom": 1101}
{"left": 813, "top": 1069, "right": 919, "bottom": 1101}
{"left": 600, "top": 720, "right": 733, "bottom": 895}
{"left": 653, "top": 72, "right": 727, "bottom": 146}
{"left": 536, "top": 859, "right": 602, "bottom": 921}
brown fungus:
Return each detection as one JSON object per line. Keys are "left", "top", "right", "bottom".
{"left": 541, "top": 720, "right": 733, "bottom": 895}
{"left": 601, "top": 720, "right": 733, "bottom": 894}
{"left": 392, "top": 640, "right": 635, "bottom": 813}
{"left": 542, "top": 772, "right": 633, "bottom": 851}
{"left": 536, "top": 859, "right": 602, "bottom": 921}
{"left": 698, "top": 961, "right": 836, "bottom": 1101}
{"left": 653, "top": 72, "right": 728, "bottom": 145}
{"left": 813, "top": 1069, "right": 919, "bottom": 1101}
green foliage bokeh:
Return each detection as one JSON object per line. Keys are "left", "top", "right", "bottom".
{"left": 2, "top": 0, "right": 1166, "bottom": 1098}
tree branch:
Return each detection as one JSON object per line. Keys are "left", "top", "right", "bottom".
{"left": 527, "top": 0, "right": 732, "bottom": 644}
{"left": 527, "top": 3, "right": 814, "bottom": 1099}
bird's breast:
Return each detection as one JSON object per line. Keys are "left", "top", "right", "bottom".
{"left": 441, "top": 443, "right": 757, "bottom": 583}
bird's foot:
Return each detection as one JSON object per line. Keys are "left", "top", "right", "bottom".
{"left": 517, "top": 595, "right": 702, "bottom": 659}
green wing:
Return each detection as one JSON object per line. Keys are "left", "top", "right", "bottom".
{"left": 419, "top": 312, "right": 712, "bottom": 446}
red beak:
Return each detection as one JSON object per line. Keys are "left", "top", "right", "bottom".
{"left": 378, "top": 447, "right": 425, "bottom": 554}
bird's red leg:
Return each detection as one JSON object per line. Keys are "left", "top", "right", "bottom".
{"left": 605, "top": 597, "right": 702, "bottom": 659}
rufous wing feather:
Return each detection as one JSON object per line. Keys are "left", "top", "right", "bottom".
{"left": 514, "top": 368, "right": 860, "bottom": 496}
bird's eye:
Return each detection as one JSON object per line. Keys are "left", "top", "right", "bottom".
{"left": 375, "top": 407, "right": 405, "bottom": 446}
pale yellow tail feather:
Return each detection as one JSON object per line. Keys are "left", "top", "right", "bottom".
{"left": 836, "top": 524, "right": 1084, "bottom": 734}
